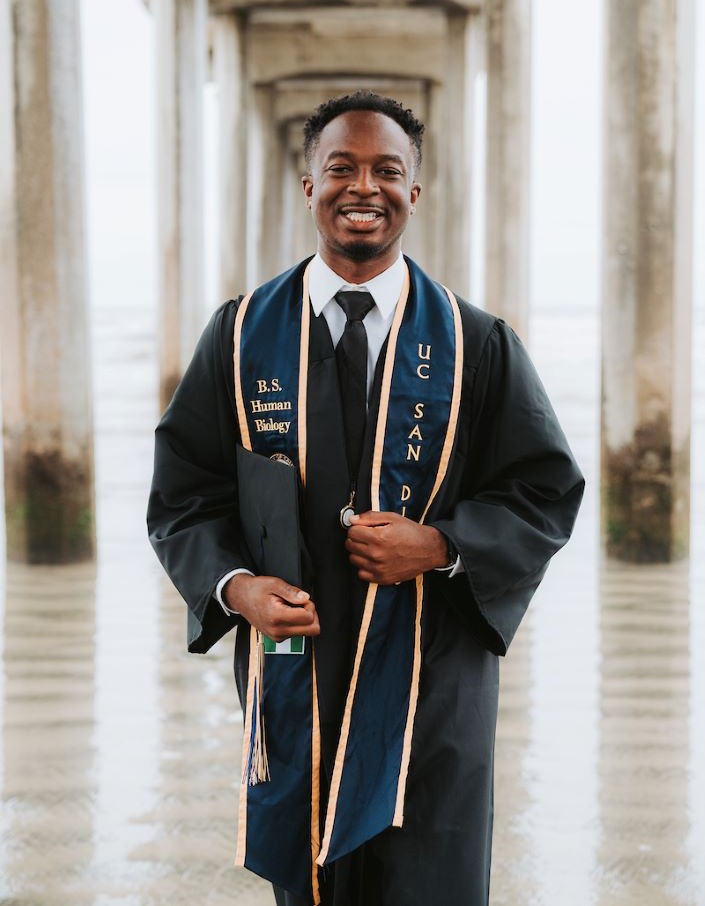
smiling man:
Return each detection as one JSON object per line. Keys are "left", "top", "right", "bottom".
{"left": 302, "top": 106, "right": 421, "bottom": 274}
{"left": 147, "top": 92, "right": 584, "bottom": 906}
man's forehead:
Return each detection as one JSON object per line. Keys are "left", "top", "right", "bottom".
{"left": 318, "top": 110, "right": 407, "bottom": 139}
{"left": 313, "top": 111, "right": 415, "bottom": 162}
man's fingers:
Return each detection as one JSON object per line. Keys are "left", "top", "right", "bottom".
{"left": 266, "top": 599, "right": 320, "bottom": 640}
{"left": 269, "top": 597, "right": 315, "bottom": 623}
{"left": 346, "top": 531, "right": 386, "bottom": 562}
{"left": 346, "top": 523, "right": 386, "bottom": 546}
{"left": 346, "top": 545, "right": 380, "bottom": 567}
{"left": 269, "top": 579, "right": 311, "bottom": 606}
{"left": 349, "top": 510, "right": 393, "bottom": 528}
{"left": 227, "top": 575, "right": 321, "bottom": 639}
{"left": 355, "top": 569, "right": 375, "bottom": 583}
{"left": 345, "top": 534, "right": 368, "bottom": 553}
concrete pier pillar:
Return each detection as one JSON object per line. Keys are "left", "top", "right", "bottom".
{"left": 439, "top": 10, "right": 481, "bottom": 300}
{"left": 155, "top": 0, "right": 207, "bottom": 409}
{"left": 245, "top": 84, "right": 267, "bottom": 287}
{"left": 601, "top": 0, "right": 695, "bottom": 562}
{"left": 258, "top": 90, "right": 287, "bottom": 287}
{"left": 484, "top": 0, "right": 532, "bottom": 340}
{"left": 0, "top": 0, "right": 95, "bottom": 563}
{"left": 212, "top": 12, "right": 247, "bottom": 300}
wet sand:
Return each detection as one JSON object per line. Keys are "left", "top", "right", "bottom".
{"left": 1, "top": 303, "right": 703, "bottom": 904}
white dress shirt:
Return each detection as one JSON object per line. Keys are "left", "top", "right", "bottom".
{"left": 307, "top": 252, "right": 406, "bottom": 396}
{"left": 216, "top": 253, "right": 461, "bottom": 613}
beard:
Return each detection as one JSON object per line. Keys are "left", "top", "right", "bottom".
{"left": 335, "top": 237, "right": 391, "bottom": 262}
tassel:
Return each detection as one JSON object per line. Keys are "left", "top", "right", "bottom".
{"left": 246, "top": 630, "right": 270, "bottom": 786}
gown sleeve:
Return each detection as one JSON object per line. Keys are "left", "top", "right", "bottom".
{"left": 431, "top": 316, "right": 585, "bottom": 655}
{"left": 146, "top": 301, "right": 250, "bottom": 653}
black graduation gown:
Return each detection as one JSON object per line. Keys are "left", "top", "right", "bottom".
{"left": 147, "top": 265, "right": 584, "bottom": 906}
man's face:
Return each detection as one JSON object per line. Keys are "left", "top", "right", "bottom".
{"left": 302, "top": 110, "right": 421, "bottom": 273}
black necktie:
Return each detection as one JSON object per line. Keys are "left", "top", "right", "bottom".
{"left": 334, "top": 290, "right": 375, "bottom": 476}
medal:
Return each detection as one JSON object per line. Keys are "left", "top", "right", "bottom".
{"left": 339, "top": 488, "right": 356, "bottom": 529}
{"left": 340, "top": 505, "right": 355, "bottom": 528}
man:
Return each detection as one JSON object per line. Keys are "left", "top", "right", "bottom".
{"left": 147, "top": 91, "right": 584, "bottom": 906}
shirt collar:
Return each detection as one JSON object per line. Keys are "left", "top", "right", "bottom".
{"left": 308, "top": 253, "right": 406, "bottom": 319}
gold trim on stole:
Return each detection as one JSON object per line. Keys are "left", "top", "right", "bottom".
{"left": 232, "top": 269, "right": 320, "bottom": 890}
{"left": 316, "top": 267, "right": 411, "bottom": 866}
{"left": 318, "top": 273, "right": 463, "bottom": 861}
{"left": 301, "top": 263, "right": 321, "bottom": 899}
{"left": 392, "top": 575, "right": 424, "bottom": 826}
{"left": 233, "top": 291, "right": 254, "bottom": 453}
{"left": 393, "top": 288, "right": 463, "bottom": 824}
{"left": 419, "top": 288, "right": 463, "bottom": 524}
{"left": 235, "top": 624, "right": 258, "bottom": 866}
{"left": 311, "top": 657, "right": 322, "bottom": 903}
{"left": 233, "top": 289, "right": 255, "bottom": 867}
{"left": 233, "top": 267, "right": 461, "bottom": 881}
{"left": 370, "top": 267, "right": 412, "bottom": 511}
{"left": 299, "top": 265, "right": 311, "bottom": 488}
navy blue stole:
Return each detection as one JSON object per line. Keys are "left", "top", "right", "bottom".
{"left": 233, "top": 258, "right": 463, "bottom": 903}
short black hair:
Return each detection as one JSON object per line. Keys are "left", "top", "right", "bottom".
{"left": 303, "top": 90, "right": 424, "bottom": 172}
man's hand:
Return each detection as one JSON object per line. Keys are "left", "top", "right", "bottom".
{"left": 224, "top": 574, "right": 320, "bottom": 642}
{"left": 345, "top": 511, "right": 449, "bottom": 585}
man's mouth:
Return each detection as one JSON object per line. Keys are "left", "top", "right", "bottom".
{"left": 341, "top": 208, "right": 384, "bottom": 224}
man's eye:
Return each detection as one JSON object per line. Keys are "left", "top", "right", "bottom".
{"left": 379, "top": 168, "right": 401, "bottom": 177}
{"left": 328, "top": 165, "right": 350, "bottom": 173}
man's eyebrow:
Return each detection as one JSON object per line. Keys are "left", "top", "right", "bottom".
{"left": 323, "top": 150, "right": 407, "bottom": 167}
{"left": 376, "top": 154, "right": 405, "bottom": 166}
{"left": 324, "top": 150, "right": 352, "bottom": 160}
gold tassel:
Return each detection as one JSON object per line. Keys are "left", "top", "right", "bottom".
{"left": 246, "top": 630, "right": 270, "bottom": 786}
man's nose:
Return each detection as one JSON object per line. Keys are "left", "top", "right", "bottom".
{"left": 349, "top": 169, "right": 379, "bottom": 195}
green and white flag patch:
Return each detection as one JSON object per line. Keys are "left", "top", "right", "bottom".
{"left": 263, "top": 635, "right": 305, "bottom": 655}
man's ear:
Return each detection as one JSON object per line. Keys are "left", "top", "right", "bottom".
{"left": 410, "top": 182, "right": 422, "bottom": 212}
{"left": 302, "top": 174, "right": 313, "bottom": 207}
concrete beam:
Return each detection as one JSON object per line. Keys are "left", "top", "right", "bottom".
{"left": 0, "top": 0, "right": 95, "bottom": 562}
{"left": 247, "top": 8, "right": 448, "bottom": 84}
{"left": 271, "top": 77, "right": 426, "bottom": 125}
{"left": 209, "top": 0, "right": 482, "bottom": 11}
{"left": 155, "top": 0, "right": 207, "bottom": 409}
{"left": 484, "top": 0, "right": 531, "bottom": 340}
{"left": 601, "top": 0, "right": 695, "bottom": 561}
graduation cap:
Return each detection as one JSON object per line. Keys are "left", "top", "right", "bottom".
{"left": 236, "top": 444, "right": 311, "bottom": 783}
{"left": 236, "top": 443, "right": 303, "bottom": 589}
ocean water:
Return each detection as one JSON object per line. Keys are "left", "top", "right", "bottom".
{"left": 0, "top": 292, "right": 702, "bottom": 905}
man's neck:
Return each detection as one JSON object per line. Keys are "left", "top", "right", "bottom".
{"left": 318, "top": 247, "right": 402, "bottom": 284}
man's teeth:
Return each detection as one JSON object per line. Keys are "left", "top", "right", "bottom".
{"left": 345, "top": 212, "right": 379, "bottom": 222}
